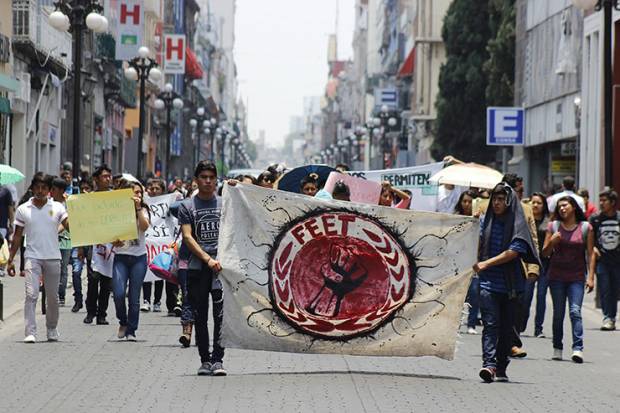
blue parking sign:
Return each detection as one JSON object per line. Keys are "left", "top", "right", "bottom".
{"left": 487, "top": 107, "right": 525, "bottom": 146}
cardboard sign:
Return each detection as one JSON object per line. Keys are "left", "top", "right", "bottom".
{"left": 67, "top": 189, "right": 138, "bottom": 247}
{"left": 323, "top": 172, "right": 382, "bottom": 205}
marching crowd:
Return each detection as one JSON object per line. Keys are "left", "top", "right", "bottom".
{"left": 0, "top": 158, "right": 617, "bottom": 383}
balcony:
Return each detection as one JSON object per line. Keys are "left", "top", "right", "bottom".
{"left": 12, "top": 0, "right": 72, "bottom": 75}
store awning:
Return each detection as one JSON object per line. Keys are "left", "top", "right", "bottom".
{"left": 185, "top": 47, "right": 204, "bottom": 80}
{"left": 397, "top": 47, "right": 416, "bottom": 78}
{"left": 0, "top": 96, "right": 11, "bottom": 115}
{"left": 0, "top": 74, "right": 20, "bottom": 93}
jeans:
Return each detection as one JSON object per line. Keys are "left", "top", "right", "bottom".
{"left": 71, "top": 248, "right": 86, "bottom": 303}
{"left": 58, "top": 249, "right": 71, "bottom": 300}
{"left": 522, "top": 267, "right": 549, "bottom": 335}
{"left": 188, "top": 267, "right": 224, "bottom": 363}
{"left": 549, "top": 280, "right": 585, "bottom": 351}
{"left": 479, "top": 288, "right": 518, "bottom": 370}
{"left": 112, "top": 254, "right": 147, "bottom": 335}
{"left": 465, "top": 276, "right": 480, "bottom": 328}
{"left": 596, "top": 262, "right": 620, "bottom": 322}
{"left": 178, "top": 269, "right": 194, "bottom": 324}
{"left": 24, "top": 259, "right": 60, "bottom": 337}
{"left": 142, "top": 280, "right": 163, "bottom": 304}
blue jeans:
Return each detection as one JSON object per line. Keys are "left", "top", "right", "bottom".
{"left": 178, "top": 269, "right": 194, "bottom": 324}
{"left": 549, "top": 280, "right": 584, "bottom": 351}
{"left": 479, "top": 288, "right": 518, "bottom": 370}
{"left": 522, "top": 267, "right": 549, "bottom": 335}
{"left": 71, "top": 247, "right": 86, "bottom": 303}
{"left": 58, "top": 249, "right": 72, "bottom": 300}
{"left": 596, "top": 262, "right": 620, "bottom": 322}
{"left": 465, "top": 276, "right": 480, "bottom": 328}
{"left": 112, "top": 254, "right": 147, "bottom": 335}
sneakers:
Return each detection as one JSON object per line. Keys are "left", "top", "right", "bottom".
{"left": 47, "top": 328, "right": 60, "bottom": 342}
{"left": 467, "top": 327, "right": 478, "bottom": 335}
{"left": 197, "top": 362, "right": 212, "bottom": 376}
{"left": 495, "top": 368, "right": 509, "bottom": 382}
{"left": 510, "top": 346, "right": 527, "bottom": 358}
{"left": 117, "top": 326, "right": 127, "bottom": 339}
{"left": 571, "top": 350, "right": 584, "bottom": 364}
{"left": 479, "top": 367, "right": 496, "bottom": 383}
{"left": 71, "top": 302, "right": 82, "bottom": 313}
{"left": 552, "top": 348, "right": 562, "bottom": 360}
{"left": 535, "top": 331, "right": 546, "bottom": 338}
{"left": 152, "top": 302, "right": 162, "bottom": 313}
{"left": 83, "top": 314, "right": 95, "bottom": 324}
{"left": 126, "top": 333, "right": 137, "bottom": 342}
{"left": 601, "top": 319, "right": 616, "bottom": 331}
{"left": 173, "top": 305, "right": 182, "bottom": 317}
{"left": 23, "top": 335, "right": 36, "bottom": 344}
{"left": 58, "top": 298, "right": 65, "bottom": 307}
{"left": 140, "top": 300, "right": 151, "bottom": 312}
{"left": 211, "top": 362, "right": 227, "bottom": 376}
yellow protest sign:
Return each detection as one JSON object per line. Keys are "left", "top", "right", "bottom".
{"left": 67, "top": 189, "right": 138, "bottom": 247}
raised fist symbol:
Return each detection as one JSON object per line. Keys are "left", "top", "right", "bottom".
{"left": 306, "top": 241, "right": 368, "bottom": 317}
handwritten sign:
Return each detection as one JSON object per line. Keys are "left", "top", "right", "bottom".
{"left": 144, "top": 193, "right": 180, "bottom": 282}
{"left": 67, "top": 189, "right": 138, "bottom": 247}
{"left": 323, "top": 172, "right": 382, "bottom": 205}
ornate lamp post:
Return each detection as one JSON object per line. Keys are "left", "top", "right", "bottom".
{"left": 49, "top": 1, "right": 108, "bottom": 189}
{"left": 124, "top": 46, "right": 162, "bottom": 178}
{"left": 572, "top": 0, "right": 618, "bottom": 186}
{"left": 189, "top": 107, "right": 212, "bottom": 165}
{"left": 153, "top": 83, "right": 184, "bottom": 180}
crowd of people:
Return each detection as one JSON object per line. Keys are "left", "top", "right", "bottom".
{"left": 0, "top": 159, "right": 617, "bottom": 383}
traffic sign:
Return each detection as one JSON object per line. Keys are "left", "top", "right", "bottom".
{"left": 486, "top": 107, "right": 525, "bottom": 146}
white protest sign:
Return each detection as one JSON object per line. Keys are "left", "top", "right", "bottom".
{"left": 144, "top": 193, "right": 181, "bottom": 282}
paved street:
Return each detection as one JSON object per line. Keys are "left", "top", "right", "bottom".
{"left": 0, "top": 277, "right": 618, "bottom": 413}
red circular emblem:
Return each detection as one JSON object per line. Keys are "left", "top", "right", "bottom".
{"left": 269, "top": 212, "right": 412, "bottom": 339}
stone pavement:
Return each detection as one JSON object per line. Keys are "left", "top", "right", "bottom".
{"left": 0, "top": 277, "right": 619, "bottom": 413}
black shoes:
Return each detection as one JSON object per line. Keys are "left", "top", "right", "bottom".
{"left": 71, "top": 302, "right": 83, "bottom": 313}
{"left": 83, "top": 314, "right": 95, "bottom": 324}
{"left": 96, "top": 317, "right": 109, "bottom": 325}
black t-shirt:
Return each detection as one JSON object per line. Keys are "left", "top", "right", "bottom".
{"left": 0, "top": 186, "right": 13, "bottom": 229}
{"left": 177, "top": 194, "right": 222, "bottom": 269}
{"left": 589, "top": 211, "right": 620, "bottom": 265}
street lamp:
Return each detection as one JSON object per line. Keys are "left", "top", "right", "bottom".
{"left": 189, "top": 108, "right": 214, "bottom": 164}
{"left": 572, "top": 0, "right": 617, "bottom": 186}
{"left": 153, "top": 83, "right": 184, "bottom": 180}
{"left": 50, "top": 0, "right": 108, "bottom": 190}
{"left": 124, "top": 46, "right": 162, "bottom": 179}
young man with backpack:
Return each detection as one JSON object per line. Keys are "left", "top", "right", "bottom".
{"left": 589, "top": 188, "right": 620, "bottom": 331}
{"left": 177, "top": 161, "right": 227, "bottom": 376}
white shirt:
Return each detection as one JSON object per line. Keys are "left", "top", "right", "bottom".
{"left": 14, "top": 198, "right": 68, "bottom": 260}
{"left": 91, "top": 243, "right": 115, "bottom": 278}
{"left": 547, "top": 190, "right": 586, "bottom": 213}
{"left": 113, "top": 209, "right": 148, "bottom": 256}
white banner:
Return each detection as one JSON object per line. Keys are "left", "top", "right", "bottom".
{"left": 348, "top": 162, "right": 444, "bottom": 212}
{"left": 219, "top": 184, "right": 477, "bottom": 358}
{"left": 144, "top": 193, "right": 180, "bottom": 282}
{"left": 115, "top": 0, "right": 144, "bottom": 61}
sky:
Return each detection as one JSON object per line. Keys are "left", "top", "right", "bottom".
{"left": 235, "top": 0, "right": 355, "bottom": 148}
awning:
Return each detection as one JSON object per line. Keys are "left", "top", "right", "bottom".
{"left": 397, "top": 47, "right": 416, "bottom": 78}
{"left": 0, "top": 96, "right": 10, "bottom": 115}
{"left": 0, "top": 74, "right": 20, "bottom": 93}
{"left": 185, "top": 47, "right": 204, "bottom": 80}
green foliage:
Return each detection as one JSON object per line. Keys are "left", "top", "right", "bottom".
{"left": 433, "top": 0, "right": 516, "bottom": 163}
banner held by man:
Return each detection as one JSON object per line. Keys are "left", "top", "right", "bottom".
{"left": 218, "top": 184, "right": 478, "bottom": 359}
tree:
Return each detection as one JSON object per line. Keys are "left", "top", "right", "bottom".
{"left": 433, "top": 1, "right": 495, "bottom": 163}
{"left": 485, "top": 0, "right": 516, "bottom": 106}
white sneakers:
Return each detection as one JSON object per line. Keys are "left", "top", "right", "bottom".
{"left": 23, "top": 335, "right": 36, "bottom": 344}
{"left": 47, "top": 329, "right": 60, "bottom": 342}
{"left": 601, "top": 319, "right": 616, "bottom": 331}
{"left": 467, "top": 327, "right": 478, "bottom": 335}
{"left": 571, "top": 350, "right": 584, "bottom": 364}
{"left": 552, "top": 349, "right": 562, "bottom": 360}
{"left": 140, "top": 301, "right": 151, "bottom": 312}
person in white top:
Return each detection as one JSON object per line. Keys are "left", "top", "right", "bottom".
{"left": 111, "top": 180, "right": 151, "bottom": 341}
{"left": 547, "top": 176, "right": 586, "bottom": 213}
{"left": 7, "top": 173, "right": 69, "bottom": 343}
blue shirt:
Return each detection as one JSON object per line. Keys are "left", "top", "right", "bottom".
{"left": 479, "top": 218, "right": 527, "bottom": 294}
